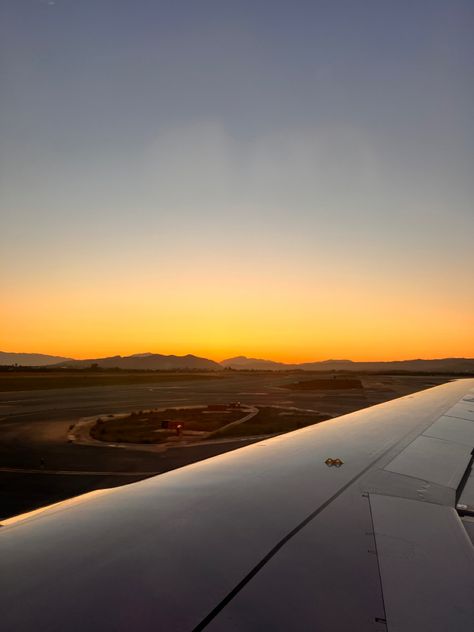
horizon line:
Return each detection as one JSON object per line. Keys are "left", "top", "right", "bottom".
{"left": 1, "top": 350, "right": 473, "bottom": 365}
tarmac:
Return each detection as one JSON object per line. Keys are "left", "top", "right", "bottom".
{"left": 0, "top": 372, "right": 451, "bottom": 519}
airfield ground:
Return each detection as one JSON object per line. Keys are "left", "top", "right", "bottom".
{"left": 0, "top": 371, "right": 457, "bottom": 520}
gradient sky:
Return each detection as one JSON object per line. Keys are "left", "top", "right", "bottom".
{"left": 1, "top": 0, "right": 473, "bottom": 361}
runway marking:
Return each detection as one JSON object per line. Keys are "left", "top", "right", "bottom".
{"left": 0, "top": 467, "right": 157, "bottom": 477}
{"left": 238, "top": 392, "right": 268, "bottom": 395}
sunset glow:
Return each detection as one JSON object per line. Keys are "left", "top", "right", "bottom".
{"left": 1, "top": 2, "right": 473, "bottom": 362}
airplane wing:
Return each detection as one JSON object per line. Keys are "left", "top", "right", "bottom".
{"left": 1, "top": 379, "right": 473, "bottom": 631}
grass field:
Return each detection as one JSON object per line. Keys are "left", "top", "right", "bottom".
{"left": 0, "top": 371, "right": 224, "bottom": 392}
{"left": 90, "top": 406, "right": 247, "bottom": 443}
{"left": 206, "top": 406, "right": 331, "bottom": 438}
{"left": 89, "top": 405, "right": 332, "bottom": 444}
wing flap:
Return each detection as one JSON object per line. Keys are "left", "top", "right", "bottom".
{"left": 370, "top": 493, "right": 474, "bottom": 632}
{"left": 423, "top": 415, "right": 474, "bottom": 447}
{"left": 384, "top": 435, "right": 472, "bottom": 489}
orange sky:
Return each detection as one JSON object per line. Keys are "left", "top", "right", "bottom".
{"left": 2, "top": 254, "right": 473, "bottom": 362}
{"left": 2, "top": 5, "right": 473, "bottom": 363}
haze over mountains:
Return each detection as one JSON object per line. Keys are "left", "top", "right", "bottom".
{"left": 0, "top": 352, "right": 72, "bottom": 366}
{"left": 220, "top": 356, "right": 474, "bottom": 372}
{"left": 1, "top": 351, "right": 474, "bottom": 373}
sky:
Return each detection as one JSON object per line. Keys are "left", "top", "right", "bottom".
{"left": 1, "top": 0, "right": 473, "bottom": 362}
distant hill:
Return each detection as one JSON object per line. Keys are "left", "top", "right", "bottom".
{"left": 220, "top": 356, "right": 474, "bottom": 373}
{"left": 298, "top": 358, "right": 474, "bottom": 372}
{"left": 220, "top": 356, "right": 290, "bottom": 370}
{"left": 0, "top": 352, "right": 72, "bottom": 367}
{"left": 3, "top": 350, "right": 473, "bottom": 373}
{"left": 54, "top": 353, "right": 222, "bottom": 371}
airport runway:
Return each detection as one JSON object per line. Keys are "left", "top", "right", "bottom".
{"left": 0, "top": 373, "right": 449, "bottom": 519}
{"left": 0, "top": 375, "right": 276, "bottom": 519}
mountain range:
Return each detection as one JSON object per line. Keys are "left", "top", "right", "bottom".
{"left": 221, "top": 356, "right": 474, "bottom": 372}
{"left": 54, "top": 353, "right": 221, "bottom": 371}
{"left": 1, "top": 351, "right": 474, "bottom": 373}
{"left": 0, "top": 352, "right": 72, "bottom": 366}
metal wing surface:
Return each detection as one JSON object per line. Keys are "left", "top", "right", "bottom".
{"left": 1, "top": 379, "right": 473, "bottom": 631}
